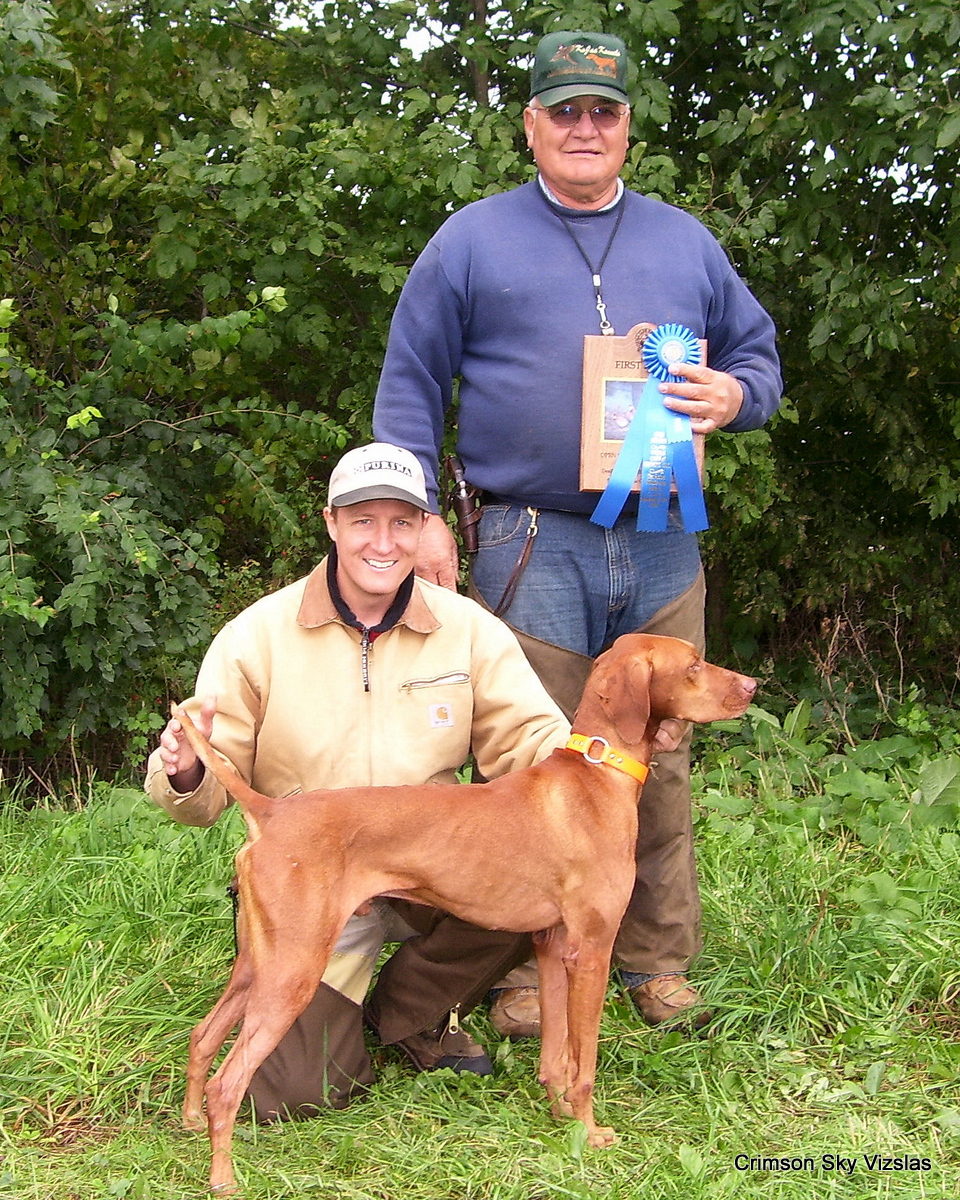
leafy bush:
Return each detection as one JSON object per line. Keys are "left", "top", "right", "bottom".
{"left": 694, "top": 698, "right": 960, "bottom": 858}
{"left": 0, "top": 296, "right": 345, "bottom": 777}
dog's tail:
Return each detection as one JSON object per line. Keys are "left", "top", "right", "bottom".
{"left": 171, "top": 703, "right": 273, "bottom": 829}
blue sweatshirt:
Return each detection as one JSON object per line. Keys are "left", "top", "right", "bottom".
{"left": 374, "top": 180, "right": 782, "bottom": 513}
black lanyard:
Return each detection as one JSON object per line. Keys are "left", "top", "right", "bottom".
{"left": 547, "top": 193, "right": 626, "bottom": 336}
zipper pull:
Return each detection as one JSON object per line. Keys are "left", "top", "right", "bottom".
{"left": 361, "top": 629, "right": 371, "bottom": 692}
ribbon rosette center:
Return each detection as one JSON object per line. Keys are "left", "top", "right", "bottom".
{"left": 643, "top": 324, "right": 701, "bottom": 384}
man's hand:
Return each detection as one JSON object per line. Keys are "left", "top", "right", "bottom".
{"left": 158, "top": 694, "right": 217, "bottom": 793}
{"left": 652, "top": 718, "right": 690, "bottom": 754}
{"left": 415, "top": 512, "right": 460, "bottom": 591}
{"left": 659, "top": 362, "right": 744, "bottom": 434}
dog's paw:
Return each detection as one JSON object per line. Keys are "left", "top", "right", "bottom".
{"left": 547, "top": 1094, "right": 576, "bottom": 1120}
{"left": 587, "top": 1125, "right": 617, "bottom": 1148}
{"left": 182, "top": 1110, "right": 206, "bottom": 1133}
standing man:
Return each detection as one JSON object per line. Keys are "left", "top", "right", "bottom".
{"left": 373, "top": 32, "right": 782, "bottom": 1035}
{"left": 146, "top": 443, "right": 569, "bottom": 1118}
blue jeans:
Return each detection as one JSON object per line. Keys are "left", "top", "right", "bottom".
{"left": 472, "top": 503, "right": 701, "bottom": 656}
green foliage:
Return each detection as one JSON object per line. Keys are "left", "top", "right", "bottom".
{"left": 0, "top": 0, "right": 69, "bottom": 138}
{"left": 0, "top": 294, "right": 344, "bottom": 771}
{"left": 1, "top": 0, "right": 958, "bottom": 773}
{"left": 694, "top": 696, "right": 960, "bottom": 860}
{"left": 0, "top": 306, "right": 210, "bottom": 764}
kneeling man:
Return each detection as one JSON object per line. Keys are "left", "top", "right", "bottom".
{"left": 146, "top": 443, "right": 570, "bottom": 1118}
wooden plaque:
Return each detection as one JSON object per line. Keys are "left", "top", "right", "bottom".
{"left": 580, "top": 322, "right": 706, "bottom": 493}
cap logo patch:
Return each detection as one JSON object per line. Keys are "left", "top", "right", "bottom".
{"left": 552, "top": 43, "right": 622, "bottom": 79}
{"left": 356, "top": 460, "right": 414, "bottom": 477}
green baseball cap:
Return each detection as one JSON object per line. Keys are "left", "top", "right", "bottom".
{"left": 530, "top": 31, "right": 630, "bottom": 107}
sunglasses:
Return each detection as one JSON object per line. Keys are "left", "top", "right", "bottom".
{"left": 541, "top": 102, "right": 626, "bottom": 130}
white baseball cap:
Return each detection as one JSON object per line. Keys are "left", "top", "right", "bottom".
{"left": 327, "top": 443, "right": 429, "bottom": 510}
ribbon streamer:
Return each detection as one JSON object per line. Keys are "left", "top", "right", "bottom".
{"left": 590, "top": 323, "right": 709, "bottom": 533}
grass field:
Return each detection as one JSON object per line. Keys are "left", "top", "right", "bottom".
{"left": 1, "top": 706, "right": 959, "bottom": 1198}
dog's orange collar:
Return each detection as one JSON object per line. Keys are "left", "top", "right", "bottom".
{"left": 564, "top": 735, "right": 649, "bottom": 785}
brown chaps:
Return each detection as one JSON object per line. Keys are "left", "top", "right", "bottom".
{"left": 245, "top": 899, "right": 532, "bottom": 1119}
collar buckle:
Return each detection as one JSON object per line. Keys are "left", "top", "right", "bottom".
{"left": 564, "top": 734, "right": 649, "bottom": 785}
{"left": 581, "top": 735, "right": 611, "bottom": 765}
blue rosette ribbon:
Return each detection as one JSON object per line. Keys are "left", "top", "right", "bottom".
{"left": 590, "top": 323, "right": 709, "bottom": 533}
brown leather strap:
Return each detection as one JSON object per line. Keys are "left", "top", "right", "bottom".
{"left": 493, "top": 507, "right": 539, "bottom": 618}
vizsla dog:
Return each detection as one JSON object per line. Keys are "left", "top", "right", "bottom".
{"left": 175, "top": 633, "right": 756, "bottom": 1193}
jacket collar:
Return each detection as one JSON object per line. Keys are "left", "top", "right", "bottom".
{"left": 296, "top": 556, "right": 441, "bottom": 635}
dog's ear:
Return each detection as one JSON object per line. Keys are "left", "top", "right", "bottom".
{"left": 600, "top": 652, "right": 652, "bottom": 745}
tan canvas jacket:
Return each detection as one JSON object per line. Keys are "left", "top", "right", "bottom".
{"left": 145, "top": 560, "right": 570, "bottom": 826}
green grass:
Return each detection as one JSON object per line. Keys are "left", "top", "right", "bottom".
{"left": 2, "top": 717, "right": 960, "bottom": 1198}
